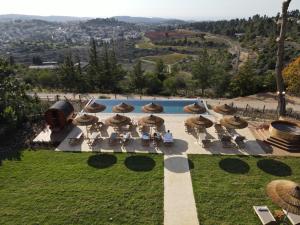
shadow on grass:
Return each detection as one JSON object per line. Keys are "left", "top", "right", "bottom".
{"left": 257, "top": 159, "right": 292, "bottom": 177}
{"left": 125, "top": 155, "right": 156, "bottom": 172}
{"left": 0, "top": 150, "right": 22, "bottom": 167}
{"left": 219, "top": 158, "right": 250, "bottom": 174}
{"left": 87, "top": 154, "right": 117, "bottom": 169}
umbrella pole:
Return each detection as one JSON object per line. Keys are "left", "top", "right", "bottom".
{"left": 86, "top": 126, "right": 89, "bottom": 139}
{"left": 281, "top": 210, "right": 288, "bottom": 225}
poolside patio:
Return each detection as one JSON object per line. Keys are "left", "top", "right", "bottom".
{"left": 55, "top": 113, "right": 266, "bottom": 156}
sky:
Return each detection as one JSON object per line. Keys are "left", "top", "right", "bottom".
{"left": 1, "top": 0, "right": 300, "bottom": 20}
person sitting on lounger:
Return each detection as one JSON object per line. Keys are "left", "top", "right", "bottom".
{"left": 163, "top": 130, "right": 173, "bottom": 145}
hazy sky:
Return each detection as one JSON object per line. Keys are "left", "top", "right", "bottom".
{"left": 1, "top": 0, "right": 300, "bottom": 20}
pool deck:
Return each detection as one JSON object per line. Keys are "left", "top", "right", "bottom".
{"left": 55, "top": 112, "right": 266, "bottom": 156}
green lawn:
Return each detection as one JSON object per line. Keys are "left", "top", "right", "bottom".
{"left": 0, "top": 150, "right": 163, "bottom": 225}
{"left": 142, "top": 53, "right": 190, "bottom": 65}
{"left": 189, "top": 155, "right": 300, "bottom": 225}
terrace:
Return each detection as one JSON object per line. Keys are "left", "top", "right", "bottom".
{"left": 3, "top": 98, "right": 300, "bottom": 225}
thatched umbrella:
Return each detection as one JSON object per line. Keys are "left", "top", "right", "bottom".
{"left": 105, "top": 114, "right": 131, "bottom": 128}
{"left": 220, "top": 116, "right": 248, "bottom": 129}
{"left": 84, "top": 102, "right": 106, "bottom": 114}
{"left": 185, "top": 115, "right": 213, "bottom": 129}
{"left": 112, "top": 102, "right": 134, "bottom": 114}
{"left": 138, "top": 115, "right": 164, "bottom": 128}
{"left": 213, "top": 104, "right": 237, "bottom": 115}
{"left": 73, "top": 114, "right": 99, "bottom": 138}
{"left": 184, "top": 103, "right": 206, "bottom": 114}
{"left": 267, "top": 180, "right": 300, "bottom": 223}
{"left": 142, "top": 102, "right": 163, "bottom": 114}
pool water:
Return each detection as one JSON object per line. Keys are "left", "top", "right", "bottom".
{"left": 95, "top": 99, "right": 207, "bottom": 114}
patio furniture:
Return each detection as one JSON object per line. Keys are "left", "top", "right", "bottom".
{"left": 233, "top": 134, "right": 246, "bottom": 149}
{"left": 121, "top": 132, "right": 131, "bottom": 146}
{"left": 88, "top": 132, "right": 102, "bottom": 147}
{"left": 213, "top": 104, "right": 237, "bottom": 115}
{"left": 73, "top": 114, "right": 99, "bottom": 139}
{"left": 84, "top": 102, "right": 106, "bottom": 114}
{"left": 109, "top": 132, "right": 119, "bottom": 145}
{"left": 184, "top": 102, "right": 206, "bottom": 114}
{"left": 163, "top": 132, "right": 174, "bottom": 146}
{"left": 253, "top": 206, "right": 277, "bottom": 225}
{"left": 141, "top": 133, "right": 150, "bottom": 146}
{"left": 267, "top": 180, "right": 300, "bottom": 221}
{"left": 69, "top": 131, "right": 84, "bottom": 146}
{"left": 112, "top": 102, "right": 134, "bottom": 113}
{"left": 283, "top": 209, "right": 300, "bottom": 225}
{"left": 199, "top": 132, "right": 211, "bottom": 148}
{"left": 142, "top": 102, "right": 163, "bottom": 113}
{"left": 220, "top": 135, "right": 234, "bottom": 148}
{"left": 152, "top": 132, "right": 162, "bottom": 147}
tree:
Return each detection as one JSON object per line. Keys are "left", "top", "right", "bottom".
{"left": 144, "top": 72, "right": 162, "bottom": 95}
{"left": 87, "top": 38, "right": 102, "bottom": 91}
{"left": 155, "top": 59, "right": 166, "bottom": 82}
{"left": 275, "top": 0, "right": 292, "bottom": 116}
{"left": 192, "top": 49, "right": 214, "bottom": 95}
{"left": 130, "top": 60, "right": 145, "bottom": 94}
{"left": 229, "top": 60, "right": 259, "bottom": 97}
{"left": 58, "top": 53, "right": 77, "bottom": 91}
{"left": 283, "top": 56, "right": 300, "bottom": 96}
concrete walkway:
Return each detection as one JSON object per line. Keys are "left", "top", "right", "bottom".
{"left": 164, "top": 154, "right": 199, "bottom": 225}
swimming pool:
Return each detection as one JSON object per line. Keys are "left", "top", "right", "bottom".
{"left": 94, "top": 99, "right": 208, "bottom": 114}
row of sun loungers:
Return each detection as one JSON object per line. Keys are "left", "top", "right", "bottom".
{"left": 68, "top": 128, "right": 173, "bottom": 148}
{"left": 254, "top": 206, "right": 300, "bottom": 225}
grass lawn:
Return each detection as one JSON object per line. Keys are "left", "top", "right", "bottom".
{"left": 142, "top": 53, "right": 190, "bottom": 65}
{"left": 189, "top": 155, "right": 300, "bottom": 225}
{"left": 0, "top": 150, "right": 163, "bottom": 225}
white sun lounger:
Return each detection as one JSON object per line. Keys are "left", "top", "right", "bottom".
{"left": 253, "top": 206, "right": 277, "bottom": 225}
{"left": 283, "top": 210, "right": 300, "bottom": 225}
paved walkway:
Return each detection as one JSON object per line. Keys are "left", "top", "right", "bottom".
{"left": 164, "top": 154, "right": 199, "bottom": 225}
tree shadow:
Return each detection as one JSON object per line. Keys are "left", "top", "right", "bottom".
{"left": 0, "top": 150, "right": 22, "bottom": 167}
{"left": 87, "top": 154, "right": 117, "bottom": 169}
{"left": 257, "top": 159, "right": 292, "bottom": 177}
{"left": 124, "top": 155, "right": 156, "bottom": 172}
{"left": 219, "top": 158, "right": 250, "bottom": 174}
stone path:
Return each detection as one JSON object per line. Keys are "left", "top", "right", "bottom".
{"left": 164, "top": 154, "right": 199, "bottom": 225}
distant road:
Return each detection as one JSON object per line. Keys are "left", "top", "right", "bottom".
{"left": 28, "top": 92, "right": 300, "bottom": 112}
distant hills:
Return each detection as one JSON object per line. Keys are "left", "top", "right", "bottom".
{"left": 0, "top": 14, "right": 188, "bottom": 25}
{"left": 0, "top": 14, "right": 91, "bottom": 22}
{"left": 112, "top": 16, "right": 187, "bottom": 25}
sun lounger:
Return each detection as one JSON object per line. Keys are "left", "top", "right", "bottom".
{"left": 163, "top": 133, "right": 174, "bottom": 146}
{"left": 283, "top": 210, "right": 300, "bottom": 225}
{"left": 109, "top": 133, "right": 118, "bottom": 145}
{"left": 141, "top": 133, "right": 150, "bottom": 146}
{"left": 88, "top": 133, "right": 101, "bottom": 147}
{"left": 121, "top": 132, "right": 131, "bottom": 145}
{"left": 202, "top": 139, "right": 211, "bottom": 148}
{"left": 253, "top": 206, "right": 277, "bottom": 225}
{"left": 69, "top": 131, "right": 84, "bottom": 146}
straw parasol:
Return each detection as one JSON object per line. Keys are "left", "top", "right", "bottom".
{"left": 105, "top": 114, "right": 131, "bottom": 127}
{"left": 220, "top": 116, "right": 248, "bottom": 129}
{"left": 73, "top": 114, "right": 99, "bottom": 138}
{"left": 142, "top": 102, "right": 163, "bottom": 114}
{"left": 213, "top": 104, "right": 237, "bottom": 115}
{"left": 185, "top": 115, "right": 213, "bottom": 129}
{"left": 84, "top": 102, "right": 106, "bottom": 114}
{"left": 267, "top": 180, "right": 300, "bottom": 216}
{"left": 184, "top": 103, "right": 206, "bottom": 114}
{"left": 112, "top": 102, "right": 134, "bottom": 113}
{"left": 138, "top": 115, "right": 164, "bottom": 128}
